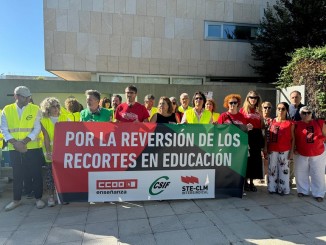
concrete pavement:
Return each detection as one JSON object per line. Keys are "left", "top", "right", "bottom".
{"left": 1, "top": 180, "right": 326, "bottom": 245}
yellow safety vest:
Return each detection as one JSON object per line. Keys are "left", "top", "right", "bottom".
{"left": 185, "top": 109, "right": 212, "bottom": 124}
{"left": 41, "top": 114, "right": 69, "bottom": 162}
{"left": 178, "top": 106, "right": 192, "bottom": 113}
{"left": 148, "top": 107, "right": 158, "bottom": 120}
{"left": 3, "top": 103, "right": 41, "bottom": 150}
{"left": 212, "top": 112, "right": 220, "bottom": 122}
{"left": 0, "top": 109, "right": 3, "bottom": 149}
{"left": 66, "top": 112, "right": 80, "bottom": 122}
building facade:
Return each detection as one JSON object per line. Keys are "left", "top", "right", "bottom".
{"left": 43, "top": 0, "right": 276, "bottom": 84}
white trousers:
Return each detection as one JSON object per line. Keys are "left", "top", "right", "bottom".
{"left": 268, "top": 151, "right": 290, "bottom": 194}
{"left": 294, "top": 152, "right": 326, "bottom": 198}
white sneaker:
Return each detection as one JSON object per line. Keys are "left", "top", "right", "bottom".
{"left": 5, "top": 201, "right": 21, "bottom": 211}
{"left": 47, "top": 196, "right": 55, "bottom": 207}
{"left": 36, "top": 199, "right": 46, "bottom": 209}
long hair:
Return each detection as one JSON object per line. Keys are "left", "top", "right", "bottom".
{"left": 242, "top": 91, "right": 262, "bottom": 114}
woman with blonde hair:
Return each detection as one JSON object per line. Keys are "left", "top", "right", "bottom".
{"left": 240, "top": 91, "right": 264, "bottom": 192}
{"left": 40, "top": 97, "right": 69, "bottom": 206}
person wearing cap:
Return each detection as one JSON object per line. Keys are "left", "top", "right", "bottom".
{"left": 294, "top": 106, "right": 326, "bottom": 202}
{"left": 1, "top": 86, "right": 46, "bottom": 211}
{"left": 80, "top": 90, "right": 113, "bottom": 122}
{"left": 144, "top": 94, "right": 157, "bottom": 121}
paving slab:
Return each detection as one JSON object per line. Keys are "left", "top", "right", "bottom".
{"left": 1, "top": 177, "right": 326, "bottom": 245}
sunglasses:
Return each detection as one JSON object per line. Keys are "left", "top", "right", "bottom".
{"left": 249, "top": 96, "right": 258, "bottom": 99}
{"left": 301, "top": 111, "right": 312, "bottom": 115}
{"left": 277, "top": 107, "right": 286, "bottom": 111}
{"left": 229, "top": 101, "right": 238, "bottom": 105}
{"left": 195, "top": 97, "right": 203, "bottom": 101}
{"left": 263, "top": 107, "right": 271, "bottom": 109}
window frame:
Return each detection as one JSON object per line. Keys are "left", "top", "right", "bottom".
{"left": 204, "top": 21, "right": 259, "bottom": 42}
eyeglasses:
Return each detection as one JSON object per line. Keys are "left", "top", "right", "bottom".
{"left": 301, "top": 111, "right": 312, "bottom": 115}
{"left": 263, "top": 107, "right": 271, "bottom": 110}
{"left": 277, "top": 107, "right": 286, "bottom": 111}
{"left": 249, "top": 96, "right": 258, "bottom": 99}
{"left": 172, "top": 102, "right": 176, "bottom": 105}
{"left": 229, "top": 101, "right": 238, "bottom": 105}
{"left": 195, "top": 97, "right": 203, "bottom": 101}
{"left": 125, "top": 91, "right": 135, "bottom": 94}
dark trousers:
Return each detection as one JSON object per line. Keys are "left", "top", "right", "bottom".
{"left": 9, "top": 148, "right": 44, "bottom": 201}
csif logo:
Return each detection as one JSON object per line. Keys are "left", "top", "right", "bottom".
{"left": 149, "top": 176, "right": 170, "bottom": 195}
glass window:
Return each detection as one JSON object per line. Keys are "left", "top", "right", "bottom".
{"left": 137, "top": 77, "right": 169, "bottom": 84}
{"left": 207, "top": 24, "right": 222, "bottom": 38}
{"left": 99, "top": 75, "right": 134, "bottom": 83}
{"left": 205, "top": 21, "right": 258, "bottom": 42}
{"left": 171, "top": 78, "right": 203, "bottom": 85}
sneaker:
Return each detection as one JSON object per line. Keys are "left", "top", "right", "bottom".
{"left": 47, "top": 196, "right": 55, "bottom": 207}
{"left": 5, "top": 201, "right": 21, "bottom": 211}
{"left": 36, "top": 199, "right": 46, "bottom": 209}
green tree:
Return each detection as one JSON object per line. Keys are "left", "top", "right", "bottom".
{"left": 277, "top": 46, "right": 326, "bottom": 119}
{"left": 251, "top": 0, "right": 326, "bottom": 83}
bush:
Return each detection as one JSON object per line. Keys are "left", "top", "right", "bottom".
{"left": 277, "top": 46, "right": 326, "bottom": 119}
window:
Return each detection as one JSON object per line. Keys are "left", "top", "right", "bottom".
{"left": 205, "top": 21, "right": 259, "bottom": 42}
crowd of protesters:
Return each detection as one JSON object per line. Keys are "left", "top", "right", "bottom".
{"left": 0, "top": 85, "right": 325, "bottom": 212}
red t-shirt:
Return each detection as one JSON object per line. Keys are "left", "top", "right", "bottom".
{"left": 239, "top": 108, "right": 262, "bottom": 129}
{"left": 217, "top": 112, "right": 247, "bottom": 125}
{"left": 115, "top": 102, "right": 150, "bottom": 122}
{"left": 295, "top": 119, "right": 326, "bottom": 156}
{"left": 267, "top": 119, "right": 293, "bottom": 152}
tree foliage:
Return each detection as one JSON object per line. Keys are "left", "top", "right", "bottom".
{"left": 251, "top": 0, "right": 326, "bottom": 83}
{"left": 277, "top": 46, "right": 326, "bottom": 119}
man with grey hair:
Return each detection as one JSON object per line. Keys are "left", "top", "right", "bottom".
{"left": 288, "top": 90, "right": 305, "bottom": 187}
{"left": 178, "top": 93, "right": 192, "bottom": 117}
{"left": 1, "top": 86, "right": 45, "bottom": 211}
{"left": 144, "top": 94, "right": 157, "bottom": 120}
{"left": 80, "top": 90, "right": 113, "bottom": 122}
